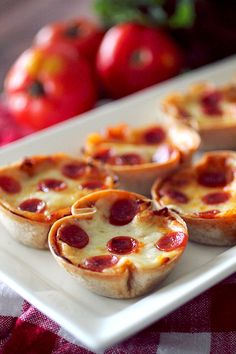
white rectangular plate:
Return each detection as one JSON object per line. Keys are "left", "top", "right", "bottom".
{"left": 0, "top": 56, "right": 236, "bottom": 352}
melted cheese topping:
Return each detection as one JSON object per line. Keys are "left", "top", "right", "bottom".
{"left": 57, "top": 197, "right": 186, "bottom": 272}
{"left": 186, "top": 100, "right": 236, "bottom": 128}
{"left": 85, "top": 124, "right": 177, "bottom": 165}
{"left": 0, "top": 157, "right": 113, "bottom": 221}
{"left": 169, "top": 83, "right": 236, "bottom": 129}
{"left": 95, "top": 142, "right": 167, "bottom": 163}
{"left": 158, "top": 160, "right": 236, "bottom": 216}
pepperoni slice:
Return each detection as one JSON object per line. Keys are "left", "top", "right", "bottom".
{"left": 105, "top": 155, "right": 122, "bottom": 166}
{"left": 156, "top": 231, "right": 188, "bottom": 252}
{"left": 152, "top": 145, "right": 171, "bottom": 163}
{"left": 97, "top": 152, "right": 143, "bottom": 166}
{"left": 20, "top": 157, "right": 35, "bottom": 176}
{"left": 61, "top": 162, "right": 86, "bottom": 179}
{"left": 201, "top": 91, "right": 222, "bottom": 116}
{"left": 197, "top": 171, "right": 228, "bottom": 188}
{"left": 82, "top": 255, "right": 118, "bottom": 272}
{"left": 81, "top": 180, "right": 105, "bottom": 189}
{"left": 160, "top": 188, "right": 188, "bottom": 204}
{"left": 195, "top": 210, "right": 220, "bottom": 219}
{"left": 0, "top": 176, "right": 21, "bottom": 194}
{"left": 202, "top": 191, "right": 230, "bottom": 205}
{"left": 118, "top": 153, "right": 143, "bottom": 165}
{"left": 143, "top": 127, "right": 166, "bottom": 144}
{"left": 109, "top": 198, "right": 139, "bottom": 226}
{"left": 107, "top": 236, "right": 138, "bottom": 255}
{"left": 94, "top": 148, "right": 113, "bottom": 163}
{"left": 19, "top": 198, "right": 46, "bottom": 213}
{"left": 38, "top": 178, "right": 67, "bottom": 192}
{"left": 57, "top": 224, "right": 89, "bottom": 249}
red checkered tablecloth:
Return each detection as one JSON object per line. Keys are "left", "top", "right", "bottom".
{"left": 0, "top": 274, "right": 236, "bottom": 354}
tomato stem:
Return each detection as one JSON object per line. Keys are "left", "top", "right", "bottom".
{"left": 64, "top": 25, "right": 81, "bottom": 38}
{"left": 129, "top": 48, "right": 152, "bottom": 68}
{"left": 27, "top": 80, "right": 45, "bottom": 97}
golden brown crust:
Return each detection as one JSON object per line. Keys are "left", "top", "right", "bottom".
{"left": 0, "top": 154, "right": 117, "bottom": 249}
{"left": 152, "top": 151, "right": 236, "bottom": 246}
{"left": 107, "top": 155, "right": 179, "bottom": 196}
{"left": 0, "top": 204, "right": 49, "bottom": 249}
{"left": 198, "top": 126, "right": 236, "bottom": 151}
{"left": 83, "top": 123, "right": 200, "bottom": 196}
{"left": 49, "top": 189, "right": 188, "bottom": 298}
{"left": 167, "top": 123, "right": 200, "bottom": 163}
{"left": 161, "top": 81, "right": 236, "bottom": 150}
{"left": 184, "top": 214, "right": 236, "bottom": 246}
{"left": 51, "top": 249, "right": 180, "bottom": 298}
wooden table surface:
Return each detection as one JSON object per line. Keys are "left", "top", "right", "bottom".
{"left": 0, "top": 0, "right": 93, "bottom": 90}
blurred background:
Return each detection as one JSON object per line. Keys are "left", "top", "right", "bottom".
{"left": 0, "top": 0, "right": 94, "bottom": 89}
{"left": 1, "top": 0, "right": 236, "bottom": 89}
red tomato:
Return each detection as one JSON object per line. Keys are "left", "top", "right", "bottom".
{"left": 4, "top": 44, "right": 97, "bottom": 130}
{"left": 96, "top": 23, "right": 183, "bottom": 98}
{"left": 35, "top": 18, "right": 104, "bottom": 64}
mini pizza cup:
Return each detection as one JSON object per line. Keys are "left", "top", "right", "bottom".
{"left": 161, "top": 81, "right": 236, "bottom": 150}
{"left": 152, "top": 151, "right": 236, "bottom": 246}
{"left": 0, "top": 153, "right": 117, "bottom": 249}
{"left": 82, "top": 123, "right": 200, "bottom": 196}
{"left": 48, "top": 189, "right": 188, "bottom": 299}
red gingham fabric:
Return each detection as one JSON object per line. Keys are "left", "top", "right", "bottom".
{"left": 0, "top": 274, "right": 236, "bottom": 354}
